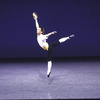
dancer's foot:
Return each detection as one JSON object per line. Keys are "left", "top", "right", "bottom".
{"left": 47, "top": 72, "right": 51, "bottom": 78}
{"left": 69, "top": 34, "right": 75, "bottom": 38}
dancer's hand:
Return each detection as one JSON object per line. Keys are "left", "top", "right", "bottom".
{"left": 52, "top": 31, "right": 57, "bottom": 34}
{"left": 33, "top": 12, "right": 38, "bottom": 20}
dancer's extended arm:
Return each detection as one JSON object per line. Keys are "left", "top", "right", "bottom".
{"left": 46, "top": 31, "right": 57, "bottom": 38}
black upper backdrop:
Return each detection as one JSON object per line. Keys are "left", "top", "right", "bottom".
{"left": 0, "top": 0, "right": 100, "bottom": 58}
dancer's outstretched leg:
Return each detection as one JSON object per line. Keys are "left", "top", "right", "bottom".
{"left": 59, "top": 34, "right": 74, "bottom": 43}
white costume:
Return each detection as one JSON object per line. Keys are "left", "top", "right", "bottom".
{"left": 37, "top": 34, "right": 49, "bottom": 50}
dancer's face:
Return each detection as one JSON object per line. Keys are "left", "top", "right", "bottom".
{"left": 37, "top": 28, "right": 42, "bottom": 35}
{"left": 38, "top": 28, "right": 42, "bottom": 32}
{"left": 38, "top": 27, "right": 44, "bottom": 35}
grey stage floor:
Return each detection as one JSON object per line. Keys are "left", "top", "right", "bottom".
{"left": 0, "top": 58, "right": 100, "bottom": 99}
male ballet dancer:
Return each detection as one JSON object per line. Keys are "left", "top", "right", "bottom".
{"left": 33, "top": 12, "right": 74, "bottom": 77}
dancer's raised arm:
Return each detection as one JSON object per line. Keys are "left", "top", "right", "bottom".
{"left": 33, "top": 12, "right": 40, "bottom": 35}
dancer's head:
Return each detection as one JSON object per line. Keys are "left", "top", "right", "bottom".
{"left": 39, "top": 26, "right": 44, "bottom": 34}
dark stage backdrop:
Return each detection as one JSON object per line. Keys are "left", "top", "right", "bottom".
{"left": 0, "top": 0, "right": 100, "bottom": 58}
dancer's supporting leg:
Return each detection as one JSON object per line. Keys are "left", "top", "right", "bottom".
{"left": 47, "top": 47, "right": 52, "bottom": 77}
{"left": 47, "top": 41, "right": 60, "bottom": 77}
{"left": 47, "top": 34, "right": 74, "bottom": 77}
